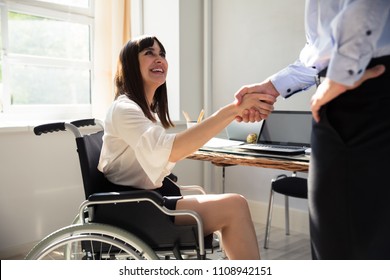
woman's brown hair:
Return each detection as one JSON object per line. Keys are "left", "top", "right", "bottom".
{"left": 114, "top": 35, "right": 174, "bottom": 128}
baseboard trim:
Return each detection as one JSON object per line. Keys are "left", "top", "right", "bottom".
{"left": 248, "top": 199, "right": 309, "bottom": 235}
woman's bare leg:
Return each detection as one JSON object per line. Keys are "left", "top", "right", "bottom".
{"left": 175, "top": 193, "right": 260, "bottom": 260}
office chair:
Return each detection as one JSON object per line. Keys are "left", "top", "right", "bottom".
{"left": 263, "top": 172, "right": 308, "bottom": 249}
{"left": 27, "top": 119, "right": 213, "bottom": 260}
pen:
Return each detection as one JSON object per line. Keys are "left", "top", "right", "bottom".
{"left": 182, "top": 111, "right": 191, "bottom": 122}
{"left": 197, "top": 109, "right": 204, "bottom": 123}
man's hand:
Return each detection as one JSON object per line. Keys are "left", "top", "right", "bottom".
{"left": 311, "top": 65, "right": 386, "bottom": 122}
{"left": 234, "top": 80, "right": 280, "bottom": 122}
{"left": 235, "top": 92, "right": 276, "bottom": 121}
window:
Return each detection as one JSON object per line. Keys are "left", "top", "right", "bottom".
{"left": 0, "top": 0, "right": 94, "bottom": 121}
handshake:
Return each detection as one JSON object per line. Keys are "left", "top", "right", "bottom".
{"left": 234, "top": 64, "right": 385, "bottom": 123}
{"left": 233, "top": 80, "right": 280, "bottom": 123}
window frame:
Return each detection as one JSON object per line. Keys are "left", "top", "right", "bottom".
{"left": 0, "top": 0, "right": 94, "bottom": 122}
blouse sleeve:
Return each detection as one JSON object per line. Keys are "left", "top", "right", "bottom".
{"left": 112, "top": 99, "right": 176, "bottom": 185}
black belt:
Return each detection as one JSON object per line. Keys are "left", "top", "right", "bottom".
{"left": 318, "top": 67, "right": 327, "bottom": 77}
{"left": 315, "top": 68, "right": 327, "bottom": 87}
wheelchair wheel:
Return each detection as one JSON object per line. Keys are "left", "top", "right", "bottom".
{"left": 25, "top": 223, "right": 159, "bottom": 260}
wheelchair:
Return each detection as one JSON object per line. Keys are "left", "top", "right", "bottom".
{"left": 25, "top": 119, "right": 214, "bottom": 260}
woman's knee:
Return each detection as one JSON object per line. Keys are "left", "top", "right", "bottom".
{"left": 224, "top": 193, "right": 250, "bottom": 213}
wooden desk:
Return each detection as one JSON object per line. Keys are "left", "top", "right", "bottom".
{"left": 187, "top": 149, "right": 309, "bottom": 192}
{"left": 187, "top": 150, "right": 309, "bottom": 172}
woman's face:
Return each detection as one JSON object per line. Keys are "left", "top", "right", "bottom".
{"left": 138, "top": 40, "right": 168, "bottom": 93}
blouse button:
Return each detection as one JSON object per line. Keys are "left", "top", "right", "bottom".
{"left": 366, "top": 30, "right": 372, "bottom": 36}
{"left": 348, "top": 69, "right": 354, "bottom": 75}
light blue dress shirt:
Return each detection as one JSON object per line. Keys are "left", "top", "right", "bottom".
{"left": 271, "top": 0, "right": 390, "bottom": 98}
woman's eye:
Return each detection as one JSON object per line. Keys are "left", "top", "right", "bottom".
{"left": 143, "top": 50, "right": 165, "bottom": 58}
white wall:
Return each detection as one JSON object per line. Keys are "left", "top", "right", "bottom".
{"left": 0, "top": 0, "right": 312, "bottom": 258}
{"left": 211, "top": 0, "right": 312, "bottom": 202}
{"left": 212, "top": 0, "right": 313, "bottom": 111}
{"left": 0, "top": 128, "right": 86, "bottom": 257}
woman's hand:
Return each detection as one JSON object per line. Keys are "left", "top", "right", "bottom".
{"left": 235, "top": 92, "right": 276, "bottom": 121}
{"left": 234, "top": 80, "right": 280, "bottom": 122}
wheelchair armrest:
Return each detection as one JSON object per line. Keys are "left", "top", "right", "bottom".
{"left": 80, "top": 189, "right": 207, "bottom": 257}
{"left": 178, "top": 185, "right": 206, "bottom": 195}
{"left": 88, "top": 190, "right": 165, "bottom": 206}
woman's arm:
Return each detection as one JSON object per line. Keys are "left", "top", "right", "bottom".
{"left": 169, "top": 93, "right": 275, "bottom": 162}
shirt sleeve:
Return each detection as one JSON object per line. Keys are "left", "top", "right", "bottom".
{"left": 271, "top": 0, "right": 390, "bottom": 98}
{"left": 270, "top": 60, "right": 318, "bottom": 98}
{"left": 327, "top": 0, "right": 390, "bottom": 86}
{"left": 112, "top": 100, "right": 176, "bottom": 185}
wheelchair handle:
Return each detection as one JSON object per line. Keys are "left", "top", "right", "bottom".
{"left": 33, "top": 122, "right": 67, "bottom": 136}
{"left": 70, "top": 118, "right": 98, "bottom": 128}
{"left": 34, "top": 122, "right": 82, "bottom": 137}
{"left": 34, "top": 119, "right": 103, "bottom": 137}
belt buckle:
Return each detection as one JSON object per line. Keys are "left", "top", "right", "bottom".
{"left": 315, "top": 75, "right": 325, "bottom": 87}
{"left": 315, "top": 75, "right": 321, "bottom": 87}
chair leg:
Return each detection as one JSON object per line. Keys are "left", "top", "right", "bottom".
{"left": 284, "top": 195, "right": 290, "bottom": 235}
{"left": 222, "top": 166, "right": 226, "bottom": 193}
{"left": 264, "top": 189, "right": 274, "bottom": 249}
{"left": 284, "top": 171, "right": 295, "bottom": 236}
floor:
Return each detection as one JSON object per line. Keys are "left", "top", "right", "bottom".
{"left": 257, "top": 223, "right": 311, "bottom": 260}
{"left": 208, "top": 222, "right": 311, "bottom": 260}
{"left": 5, "top": 222, "right": 311, "bottom": 260}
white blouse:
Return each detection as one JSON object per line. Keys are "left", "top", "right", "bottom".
{"left": 98, "top": 95, "right": 176, "bottom": 189}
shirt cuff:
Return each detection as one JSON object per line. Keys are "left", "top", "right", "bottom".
{"left": 327, "top": 51, "right": 371, "bottom": 87}
{"left": 270, "top": 65, "right": 318, "bottom": 98}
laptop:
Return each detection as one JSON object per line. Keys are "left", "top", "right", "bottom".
{"left": 202, "top": 120, "right": 263, "bottom": 149}
{"left": 239, "top": 111, "right": 312, "bottom": 155}
{"left": 226, "top": 120, "right": 264, "bottom": 141}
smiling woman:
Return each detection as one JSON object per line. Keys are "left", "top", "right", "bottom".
{"left": 97, "top": 35, "right": 279, "bottom": 260}
{"left": 113, "top": 36, "right": 173, "bottom": 129}
{"left": 138, "top": 42, "right": 169, "bottom": 106}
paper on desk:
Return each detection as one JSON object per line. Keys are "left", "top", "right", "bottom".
{"left": 203, "top": 137, "right": 244, "bottom": 148}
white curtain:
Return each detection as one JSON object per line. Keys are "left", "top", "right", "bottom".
{"left": 92, "top": 0, "right": 131, "bottom": 120}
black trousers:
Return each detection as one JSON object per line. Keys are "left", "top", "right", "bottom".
{"left": 309, "top": 55, "right": 390, "bottom": 259}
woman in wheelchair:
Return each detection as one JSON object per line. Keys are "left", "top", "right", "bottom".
{"left": 98, "top": 35, "right": 276, "bottom": 260}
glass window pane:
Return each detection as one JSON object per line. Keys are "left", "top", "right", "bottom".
{"left": 8, "top": 12, "right": 90, "bottom": 61}
{"left": 36, "top": 0, "right": 90, "bottom": 9}
{"left": 9, "top": 64, "right": 90, "bottom": 105}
